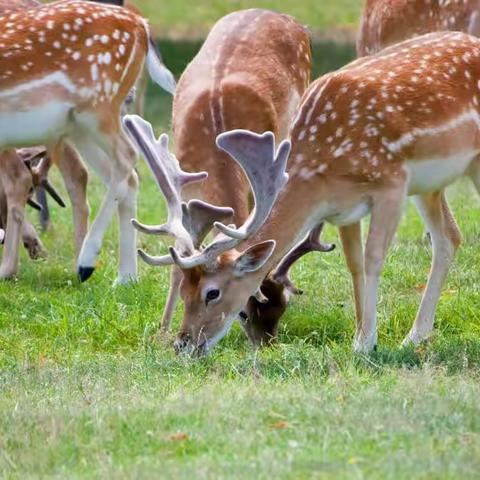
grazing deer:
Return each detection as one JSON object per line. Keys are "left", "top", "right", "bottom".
{"left": 0, "top": 147, "right": 67, "bottom": 267}
{"left": 0, "top": 0, "right": 175, "bottom": 282}
{"left": 0, "top": 149, "right": 52, "bottom": 273}
{"left": 358, "top": 0, "right": 480, "bottom": 56}
{"left": 131, "top": 9, "right": 332, "bottom": 341}
{"left": 127, "top": 30, "right": 480, "bottom": 354}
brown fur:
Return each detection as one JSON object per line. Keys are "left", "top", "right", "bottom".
{"left": 358, "top": 0, "right": 480, "bottom": 56}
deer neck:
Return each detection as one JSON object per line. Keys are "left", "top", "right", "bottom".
{"left": 245, "top": 176, "right": 330, "bottom": 271}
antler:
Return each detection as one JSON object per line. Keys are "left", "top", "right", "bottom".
{"left": 169, "top": 130, "right": 290, "bottom": 269}
{"left": 272, "top": 224, "right": 336, "bottom": 295}
{"left": 123, "top": 114, "right": 233, "bottom": 265}
{"left": 17, "top": 147, "right": 66, "bottom": 208}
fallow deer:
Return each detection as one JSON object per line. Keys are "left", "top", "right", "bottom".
{"left": 0, "top": 0, "right": 175, "bottom": 282}
{"left": 126, "top": 30, "right": 480, "bottom": 354}
{"left": 358, "top": 0, "right": 480, "bottom": 56}
{"left": 131, "top": 9, "right": 332, "bottom": 342}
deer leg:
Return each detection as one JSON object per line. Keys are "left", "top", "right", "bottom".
{"left": 22, "top": 218, "right": 45, "bottom": 260}
{"left": 72, "top": 139, "right": 122, "bottom": 282}
{"left": 403, "top": 191, "right": 462, "bottom": 345}
{"left": 56, "top": 143, "right": 90, "bottom": 259}
{"left": 339, "top": 222, "right": 365, "bottom": 331}
{"left": 354, "top": 182, "right": 407, "bottom": 353}
{"left": 0, "top": 152, "right": 32, "bottom": 279}
{"left": 75, "top": 131, "right": 137, "bottom": 283}
{"left": 160, "top": 265, "right": 182, "bottom": 332}
{"left": 116, "top": 167, "right": 138, "bottom": 285}
{"left": 469, "top": 156, "right": 480, "bottom": 195}
{"left": 35, "top": 186, "right": 50, "bottom": 231}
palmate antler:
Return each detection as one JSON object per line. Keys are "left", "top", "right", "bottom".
{"left": 168, "top": 130, "right": 291, "bottom": 269}
{"left": 273, "top": 224, "right": 336, "bottom": 295}
{"left": 123, "top": 114, "right": 234, "bottom": 266}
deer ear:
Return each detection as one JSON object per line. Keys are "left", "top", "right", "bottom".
{"left": 233, "top": 241, "right": 276, "bottom": 277}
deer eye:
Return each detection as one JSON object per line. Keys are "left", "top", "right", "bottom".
{"left": 205, "top": 289, "right": 220, "bottom": 305}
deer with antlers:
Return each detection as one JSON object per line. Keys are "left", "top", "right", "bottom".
{"left": 0, "top": 0, "right": 175, "bottom": 282}
{"left": 127, "top": 30, "right": 480, "bottom": 354}
{"left": 358, "top": 0, "right": 480, "bottom": 56}
{"left": 131, "top": 9, "right": 333, "bottom": 344}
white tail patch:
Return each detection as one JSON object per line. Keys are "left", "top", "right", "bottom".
{"left": 144, "top": 31, "right": 176, "bottom": 95}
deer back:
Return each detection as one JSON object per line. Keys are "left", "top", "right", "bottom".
{"left": 172, "top": 9, "right": 311, "bottom": 223}
{"left": 358, "top": 0, "right": 480, "bottom": 56}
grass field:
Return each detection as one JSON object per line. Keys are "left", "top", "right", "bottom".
{"left": 131, "top": 0, "right": 363, "bottom": 38}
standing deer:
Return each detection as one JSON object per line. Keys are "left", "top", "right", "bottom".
{"left": 0, "top": 0, "right": 175, "bottom": 282}
{"left": 131, "top": 9, "right": 332, "bottom": 343}
{"left": 358, "top": 0, "right": 480, "bottom": 56}
{"left": 126, "top": 30, "right": 480, "bottom": 354}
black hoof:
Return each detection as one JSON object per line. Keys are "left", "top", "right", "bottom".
{"left": 78, "top": 266, "right": 95, "bottom": 283}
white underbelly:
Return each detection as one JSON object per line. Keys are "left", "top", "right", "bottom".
{"left": 0, "top": 101, "right": 72, "bottom": 147}
{"left": 327, "top": 201, "right": 371, "bottom": 226}
{"left": 406, "top": 152, "right": 475, "bottom": 195}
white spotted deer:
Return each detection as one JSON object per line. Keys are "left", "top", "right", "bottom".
{"left": 130, "top": 9, "right": 332, "bottom": 342}
{"left": 358, "top": 0, "right": 480, "bottom": 56}
{"left": 0, "top": 0, "right": 175, "bottom": 282}
{"left": 128, "top": 31, "right": 479, "bottom": 354}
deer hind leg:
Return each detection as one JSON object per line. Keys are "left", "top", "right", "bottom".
{"left": 0, "top": 151, "right": 32, "bottom": 279}
{"left": 339, "top": 222, "right": 365, "bottom": 332}
{"left": 55, "top": 143, "right": 90, "bottom": 259}
{"left": 403, "top": 191, "right": 462, "bottom": 346}
{"left": 354, "top": 180, "right": 407, "bottom": 353}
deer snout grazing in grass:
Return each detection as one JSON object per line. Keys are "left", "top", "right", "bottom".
{"left": 128, "top": 31, "right": 479, "bottom": 355}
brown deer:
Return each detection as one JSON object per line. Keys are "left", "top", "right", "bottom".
{"left": 358, "top": 0, "right": 480, "bottom": 56}
{"left": 130, "top": 9, "right": 332, "bottom": 343}
{"left": 0, "top": 147, "right": 67, "bottom": 266}
{"left": 126, "top": 30, "right": 480, "bottom": 354}
{"left": 0, "top": 0, "right": 175, "bottom": 281}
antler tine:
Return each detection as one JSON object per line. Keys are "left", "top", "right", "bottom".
{"left": 215, "top": 130, "right": 290, "bottom": 240}
{"left": 123, "top": 114, "right": 207, "bottom": 252}
{"left": 182, "top": 200, "right": 234, "bottom": 249}
{"left": 273, "top": 224, "right": 336, "bottom": 295}
{"left": 138, "top": 249, "right": 175, "bottom": 267}
{"left": 168, "top": 130, "right": 290, "bottom": 270}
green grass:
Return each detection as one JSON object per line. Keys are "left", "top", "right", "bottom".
{"left": 2, "top": 55, "right": 480, "bottom": 479}
{"left": 130, "top": 0, "right": 363, "bottom": 38}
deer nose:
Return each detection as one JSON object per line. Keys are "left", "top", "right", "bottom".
{"left": 173, "top": 333, "right": 191, "bottom": 354}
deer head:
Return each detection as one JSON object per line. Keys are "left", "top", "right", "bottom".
{"left": 124, "top": 115, "right": 300, "bottom": 354}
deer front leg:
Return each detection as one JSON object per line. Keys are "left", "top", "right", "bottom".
{"left": 403, "top": 191, "right": 462, "bottom": 345}
{"left": 354, "top": 181, "right": 407, "bottom": 353}
{"left": 55, "top": 143, "right": 89, "bottom": 259}
{"left": 339, "top": 222, "right": 365, "bottom": 331}
{"left": 116, "top": 168, "right": 138, "bottom": 285}
{"left": 22, "top": 218, "right": 45, "bottom": 260}
{"left": 159, "top": 265, "right": 183, "bottom": 332}
{"left": 0, "top": 151, "right": 32, "bottom": 279}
